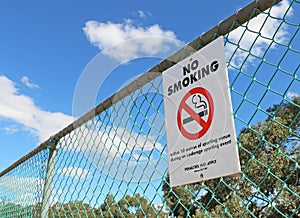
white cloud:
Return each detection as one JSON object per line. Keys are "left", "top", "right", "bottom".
{"left": 64, "top": 124, "right": 163, "bottom": 158}
{"left": 59, "top": 120, "right": 167, "bottom": 182}
{"left": 57, "top": 167, "right": 90, "bottom": 179}
{"left": 21, "top": 76, "right": 40, "bottom": 89}
{"left": 56, "top": 189, "right": 63, "bottom": 195}
{"left": 83, "top": 20, "right": 182, "bottom": 63}
{"left": 0, "top": 75, "right": 75, "bottom": 141}
{"left": 3, "top": 125, "right": 18, "bottom": 134}
{"left": 226, "top": 0, "right": 293, "bottom": 67}
{"left": 137, "top": 10, "right": 146, "bottom": 18}
{"left": 287, "top": 91, "right": 299, "bottom": 99}
{"left": 137, "top": 10, "right": 151, "bottom": 18}
{"left": 133, "top": 153, "right": 149, "bottom": 161}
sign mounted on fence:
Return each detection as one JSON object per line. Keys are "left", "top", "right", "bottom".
{"left": 162, "top": 36, "right": 241, "bottom": 187}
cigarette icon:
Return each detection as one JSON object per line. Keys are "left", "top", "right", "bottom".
{"left": 183, "top": 109, "right": 208, "bottom": 124}
{"left": 183, "top": 94, "right": 208, "bottom": 125}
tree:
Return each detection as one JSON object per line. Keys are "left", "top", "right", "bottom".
{"left": 163, "top": 96, "right": 300, "bottom": 217}
{"left": 48, "top": 200, "right": 101, "bottom": 217}
{"left": 47, "top": 193, "right": 161, "bottom": 218}
{"left": 100, "top": 193, "right": 158, "bottom": 218}
{"left": 0, "top": 197, "right": 43, "bottom": 218}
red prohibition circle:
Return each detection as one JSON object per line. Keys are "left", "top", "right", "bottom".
{"left": 177, "top": 87, "right": 214, "bottom": 140}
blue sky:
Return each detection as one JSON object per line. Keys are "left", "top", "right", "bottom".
{"left": 0, "top": 0, "right": 299, "bottom": 206}
{"left": 0, "top": 0, "right": 255, "bottom": 172}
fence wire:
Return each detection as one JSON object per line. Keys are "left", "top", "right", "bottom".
{"left": 0, "top": 149, "right": 49, "bottom": 217}
{"left": 0, "top": 0, "right": 299, "bottom": 217}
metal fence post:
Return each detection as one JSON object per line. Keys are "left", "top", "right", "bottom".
{"left": 41, "top": 138, "right": 57, "bottom": 218}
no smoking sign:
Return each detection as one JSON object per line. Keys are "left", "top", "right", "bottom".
{"left": 177, "top": 87, "right": 214, "bottom": 140}
{"left": 163, "top": 37, "right": 241, "bottom": 187}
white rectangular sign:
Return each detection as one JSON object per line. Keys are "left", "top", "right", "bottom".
{"left": 162, "top": 36, "right": 241, "bottom": 187}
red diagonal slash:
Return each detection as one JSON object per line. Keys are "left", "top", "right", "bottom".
{"left": 182, "top": 102, "right": 208, "bottom": 129}
{"left": 177, "top": 87, "right": 214, "bottom": 140}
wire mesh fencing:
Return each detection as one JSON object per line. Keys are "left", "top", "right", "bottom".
{"left": 0, "top": 149, "right": 49, "bottom": 217}
{"left": 0, "top": 0, "right": 299, "bottom": 217}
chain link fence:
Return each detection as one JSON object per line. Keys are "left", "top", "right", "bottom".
{"left": 0, "top": 149, "right": 49, "bottom": 217}
{"left": 0, "top": 0, "right": 299, "bottom": 217}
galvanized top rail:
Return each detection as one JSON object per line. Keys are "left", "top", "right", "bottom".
{"left": 0, "top": 0, "right": 281, "bottom": 178}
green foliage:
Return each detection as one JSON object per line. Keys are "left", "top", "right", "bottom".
{"left": 162, "top": 177, "right": 197, "bottom": 217}
{"left": 163, "top": 97, "right": 300, "bottom": 217}
{"left": 0, "top": 198, "right": 43, "bottom": 218}
{"left": 48, "top": 200, "right": 101, "bottom": 217}
{"left": 47, "top": 193, "right": 162, "bottom": 218}
{"left": 100, "top": 193, "right": 158, "bottom": 218}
